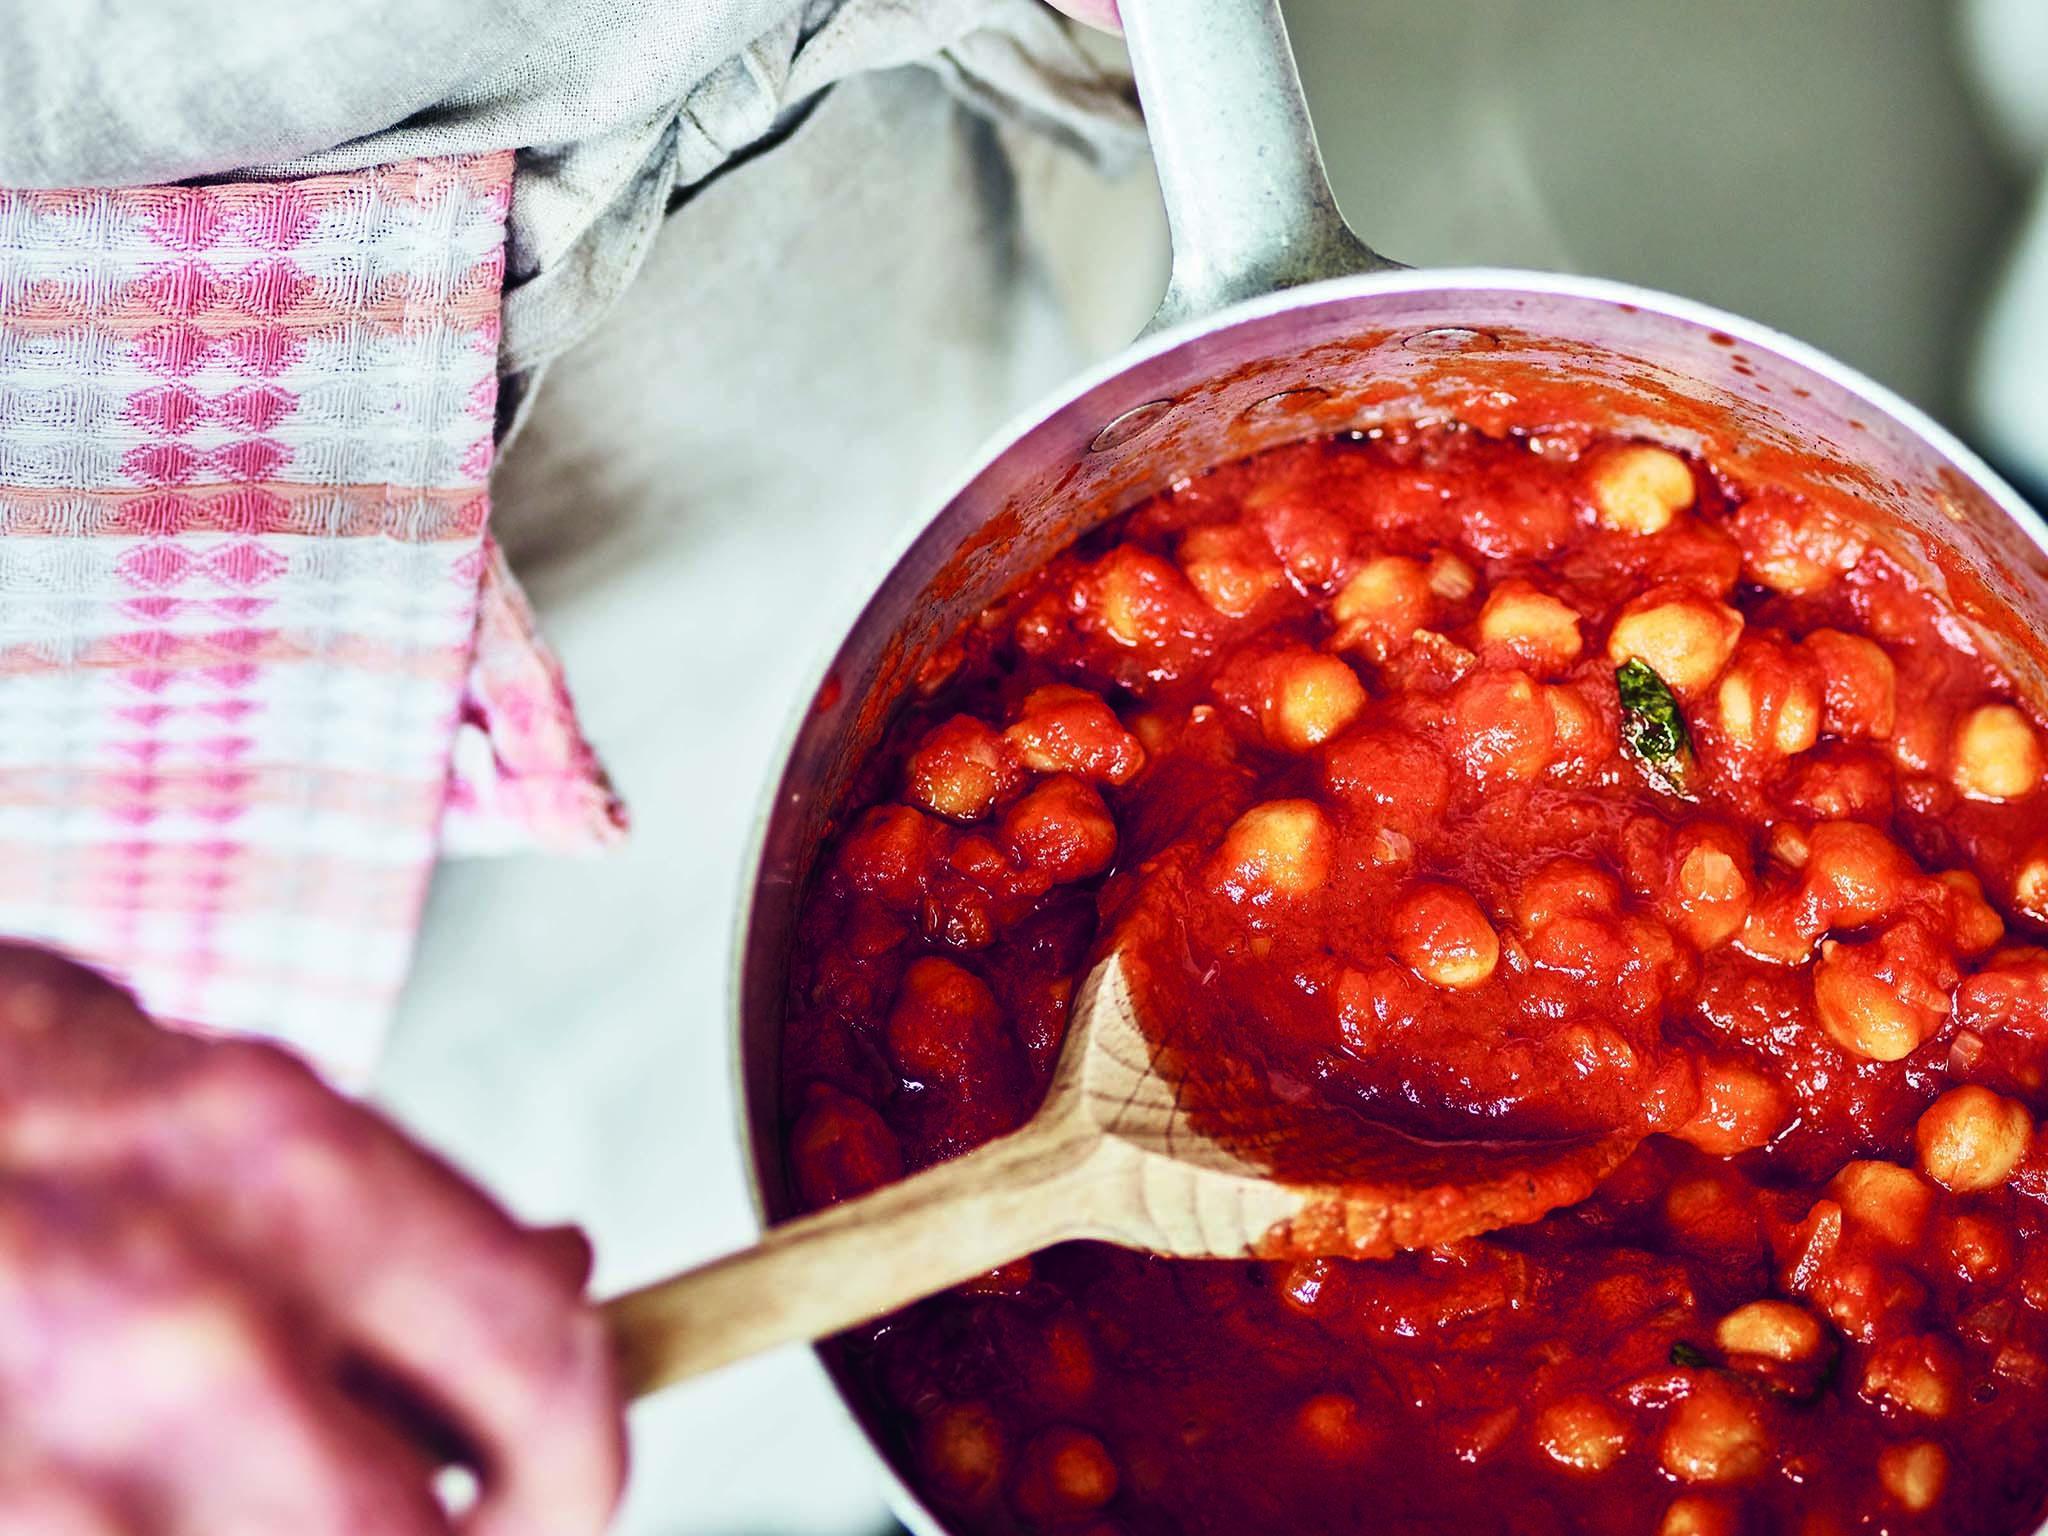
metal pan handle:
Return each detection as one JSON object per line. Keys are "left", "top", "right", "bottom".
{"left": 1121, "top": 0, "right": 1400, "bottom": 332}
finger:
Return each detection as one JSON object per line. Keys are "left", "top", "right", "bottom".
{"left": 0, "top": 1472, "right": 133, "bottom": 1536}
{"left": 156, "top": 1045, "right": 625, "bottom": 1536}
{"left": 0, "top": 944, "right": 201, "bottom": 1108}
{"left": 337, "top": 1352, "right": 478, "bottom": 1470}
{"left": 528, "top": 1225, "right": 596, "bottom": 1291}
{"left": 0, "top": 1181, "right": 452, "bottom": 1536}
{"left": 159, "top": 1367, "right": 453, "bottom": 1536}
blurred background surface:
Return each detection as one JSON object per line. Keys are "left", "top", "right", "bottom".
{"left": 1295, "top": 0, "right": 2014, "bottom": 420}
{"left": 376, "top": 3, "right": 2046, "bottom": 1534}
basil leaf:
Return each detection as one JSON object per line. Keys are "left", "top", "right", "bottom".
{"left": 1616, "top": 660, "right": 1698, "bottom": 798}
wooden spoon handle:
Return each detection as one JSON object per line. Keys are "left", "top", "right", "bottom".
{"left": 604, "top": 1114, "right": 1104, "bottom": 1397}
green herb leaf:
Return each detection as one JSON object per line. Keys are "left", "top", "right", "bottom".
{"left": 1616, "top": 660, "right": 1698, "bottom": 798}
{"left": 1616, "top": 659, "right": 1689, "bottom": 759}
{"left": 1669, "top": 1340, "right": 1713, "bottom": 1369}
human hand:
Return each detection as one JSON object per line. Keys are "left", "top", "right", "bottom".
{"left": 0, "top": 945, "right": 624, "bottom": 1536}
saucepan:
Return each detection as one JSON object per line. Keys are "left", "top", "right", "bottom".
{"left": 726, "top": 0, "right": 2048, "bottom": 1528}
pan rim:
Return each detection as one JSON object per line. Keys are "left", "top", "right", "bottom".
{"left": 717, "top": 264, "right": 2043, "bottom": 1536}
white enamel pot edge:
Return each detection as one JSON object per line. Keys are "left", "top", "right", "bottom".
{"left": 722, "top": 263, "right": 2048, "bottom": 1536}
{"left": 709, "top": 0, "right": 2048, "bottom": 1530}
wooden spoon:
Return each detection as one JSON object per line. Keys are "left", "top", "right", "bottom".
{"left": 604, "top": 950, "right": 1636, "bottom": 1398}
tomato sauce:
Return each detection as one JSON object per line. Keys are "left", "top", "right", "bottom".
{"left": 782, "top": 423, "right": 2048, "bottom": 1534}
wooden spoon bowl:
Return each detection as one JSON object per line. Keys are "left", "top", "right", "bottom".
{"left": 605, "top": 950, "right": 1635, "bottom": 1398}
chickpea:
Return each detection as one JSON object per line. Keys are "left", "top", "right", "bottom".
{"left": 919, "top": 1402, "right": 1007, "bottom": 1505}
{"left": 1129, "top": 710, "right": 1175, "bottom": 758}
{"left": 1445, "top": 1406, "right": 1520, "bottom": 1466}
{"left": 1013, "top": 590, "right": 1067, "bottom": 655}
{"left": 1732, "top": 489, "right": 1866, "bottom": 595}
{"left": 1211, "top": 800, "right": 1332, "bottom": 902}
{"left": 1005, "top": 685, "right": 1146, "bottom": 785}
{"left": 1014, "top": 1426, "right": 1118, "bottom": 1521}
{"left": 1178, "top": 522, "right": 1285, "bottom": 617}
{"left": 1939, "top": 870, "right": 2005, "bottom": 955}
{"left": 1861, "top": 1334, "right": 1960, "bottom": 1419}
{"left": 1876, "top": 1440, "right": 1947, "bottom": 1514}
{"left": 1588, "top": 443, "right": 1696, "bottom": 535}
{"left": 1995, "top": 1342, "right": 2048, "bottom": 1386}
{"left": 887, "top": 956, "right": 1011, "bottom": 1086}
{"left": 1407, "top": 627, "right": 1480, "bottom": 683}
{"left": 1735, "top": 883, "right": 1818, "bottom": 966}
{"left": 838, "top": 803, "right": 941, "bottom": 910}
{"left": 2018, "top": 855, "right": 2048, "bottom": 924}
{"left": 1785, "top": 746, "right": 1896, "bottom": 823}
{"left": 1771, "top": 823, "right": 1812, "bottom": 869}
{"left": 1294, "top": 1392, "right": 1372, "bottom": 1459}
{"left": 1803, "top": 820, "right": 1914, "bottom": 930}
{"left": 1335, "top": 964, "right": 1426, "bottom": 1054}
{"left": 1451, "top": 668, "right": 1556, "bottom": 783}
{"left": 1329, "top": 555, "right": 1432, "bottom": 660}
{"left": 1946, "top": 1211, "right": 2015, "bottom": 1284}
{"left": 1477, "top": 581, "right": 1583, "bottom": 672}
{"left": 937, "top": 831, "right": 1011, "bottom": 901}
{"left": 1953, "top": 702, "right": 2043, "bottom": 802}
{"left": 1680, "top": 523, "right": 1749, "bottom": 597}
{"left": 922, "top": 876, "right": 996, "bottom": 955}
{"left": 1000, "top": 775, "right": 1117, "bottom": 885}
{"left": 1802, "top": 628, "right": 1896, "bottom": 740}
{"left": 1320, "top": 728, "right": 1450, "bottom": 835}
{"left": 1606, "top": 589, "right": 1744, "bottom": 692}
{"left": 1260, "top": 651, "right": 1368, "bottom": 752}
{"left": 1678, "top": 1057, "right": 1789, "bottom": 1156}
{"left": 1914, "top": 1084, "right": 2032, "bottom": 1192}
{"left": 1659, "top": 1496, "right": 1737, "bottom": 1536}
{"left": 1812, "top": 934, "right": 1949, "bottom": 1063}
{"left": 1544, "top": 683, "right": 1612, "bottom": 771}
{"left": 1256, "top": 497, "right": 1352, "bottom": 590}
{"left": 1668, "top": 824, "right": 1754, "bottom": 950}
{"left": 1889, "top": 700, "right": 1949, "bottom": 774}
{"left": 1279, "top": 1257, "right": 1337, "bottom": 1313}
{"left": 907, "top": 716, "right": 1020, "bottom": 821}
{"left": 1391, "top": 883, "right": 1500, "bottom": 990}
{"left": 1089, "top": 547, "right": 1207, "bottom": 650}
{"left": 1828, "top": 1160, "right": 1933, "bottom": 1247}
{"left": 790, "top": 1084, "right": 904, "bottom": 1207}
{"left": 1028, "top": 1315, "right": 1099, "bottom": 1408}
{"left": 1665, "top": 1176, "right": 1763, "bottom": 1258}
{"left": 1714, "top": 1299, "right": 1824, "bottom": 1363}
{"left": 1813, "top": 1256, "right": 1928, "bottom": 1343}
{"left": 1427, "top": 550, "right": 1478, "bottom": 601}
{"left": 1658, "top": 1380, "right": 1767, "bottom": 1483}
{"left": 1532, "top": 1394, "right": 1628, "bottom": 1473}
{"left": 1556, "top": 1021, "right": 1644, "bottom": 1078}
{"left": 1715, "top": 640, "right": 1820, "bottom": 758}
{"left": 1515, "top": 857, "right": 1620, "bottom": 935}
{"left": 1953, "top": 945, "right": 2048, "bottom": 1040}
{"left": 1470, "top": 470, "right": 1577, "bottom": 558}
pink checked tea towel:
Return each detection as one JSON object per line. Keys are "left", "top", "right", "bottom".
{"left": 0, "top": 151, "right": 617, "bottom": 1082}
